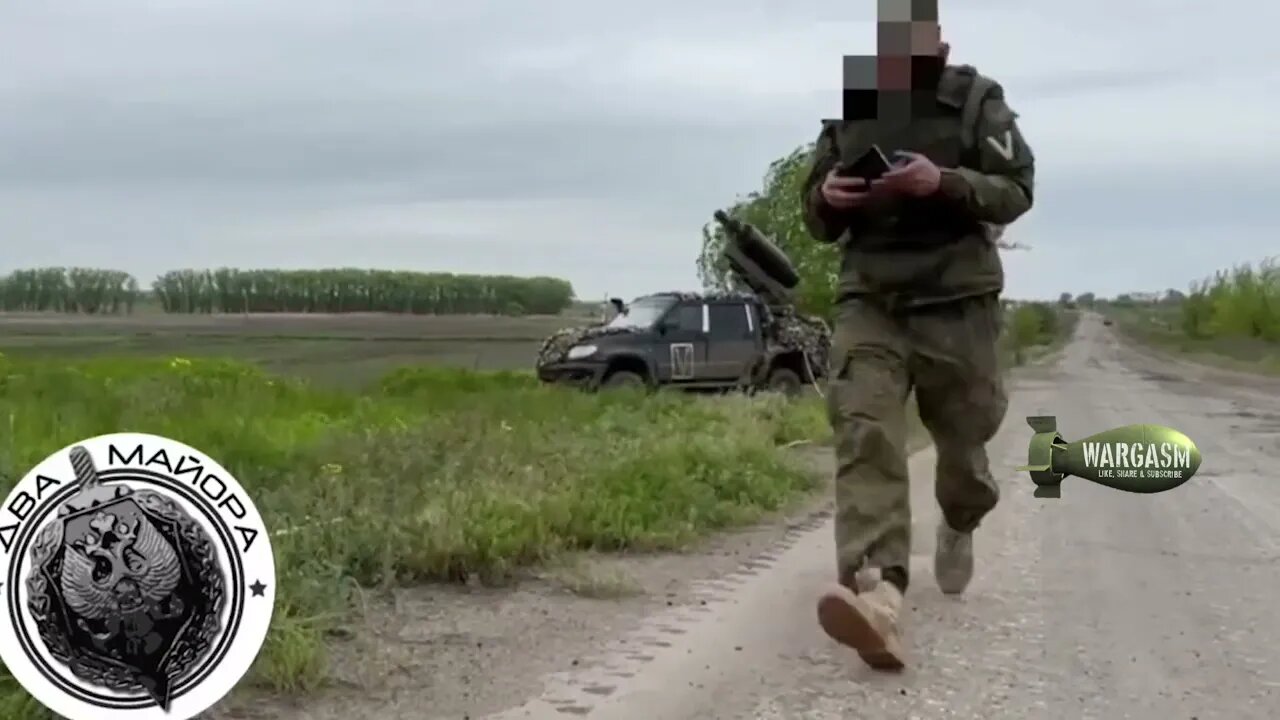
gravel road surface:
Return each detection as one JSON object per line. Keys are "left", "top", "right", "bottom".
{"left": 479, "top": 313, "right": 1280, "bottom": 720}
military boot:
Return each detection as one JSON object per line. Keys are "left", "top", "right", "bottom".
{"left": 935, "top": 522, "right": 974, "bottom": 595}
{"left": 816, "top": 581, "right": 905, "bottom": 670}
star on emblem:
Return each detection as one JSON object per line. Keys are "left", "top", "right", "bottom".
{"left": 249, "top": 580, "right": 267, "bottom": 597}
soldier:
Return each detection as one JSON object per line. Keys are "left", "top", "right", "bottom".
{"left": 801, "top": 2, "right": 1035, "bottom": 670}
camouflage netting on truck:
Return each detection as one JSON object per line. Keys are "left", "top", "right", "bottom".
{"left": 764, "top": 305, "right": 831, "bottom": 377}
{"left": 535, "top": 291, "right": 831, "bottom": 375}
{"left": 647, "top": 290, "right": 760, "bottom": 303}
{"left": 535, "top": 324, "right": 634, "bottom": 366}
{"left": 535, "top": 290, "right": 760, "bottom": 367}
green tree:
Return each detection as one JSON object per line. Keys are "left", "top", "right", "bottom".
{"left": 1180, "top": 259, "right": 1279, "bottom": 341}
{"left": 696, "top": 145, "right": 839, "bottom": 319}
{"left": 151, "top": 269, "right": 574, "bottom": 314}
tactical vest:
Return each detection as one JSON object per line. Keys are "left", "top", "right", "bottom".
{"left": 826, "top": 66, "right": 1011, "bottom": 307}
{"left": 957, "top": 72, "right": 1004, "bottom": 243}
{"left": 833, "top": 65, "right": 1001, "bottom": 242}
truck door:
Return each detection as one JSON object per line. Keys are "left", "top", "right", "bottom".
{"left": 705, "top": 301, "right": 759, "bottom": 381}
{"left": 655, "top": 301, "right": 709, "bottom": 383}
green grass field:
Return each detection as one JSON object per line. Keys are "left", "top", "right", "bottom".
{"left": 0, "top": 312, "right": 586, "bottom": 387}
{"left": 1100, "top": 257, "right": 1279, "bottom": 376}
{"left": 0, "top": 301, "right": 1073, "bottom": 717}
{"left": 0, "top": 311, "right": 830, "bottom": 718}
{"left": 1106, "top": 304, "right": 1280, "bottom": 375}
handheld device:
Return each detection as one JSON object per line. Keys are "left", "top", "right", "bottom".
{"left": 836, "top": 145, "right": 893, "bottom": 182}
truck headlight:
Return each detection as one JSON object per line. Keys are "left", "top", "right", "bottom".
{"left": 566, "top": 344, "right": 597, "bottom": 360}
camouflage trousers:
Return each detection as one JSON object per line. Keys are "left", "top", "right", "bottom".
{"left": 826, "top": 293, "right": 1007, "bottom": 589}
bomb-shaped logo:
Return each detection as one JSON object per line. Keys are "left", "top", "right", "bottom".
{"left": 1019, "top": 416, "right": 1202, "bottom": 498}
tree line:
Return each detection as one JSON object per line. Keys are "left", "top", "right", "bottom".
{"left": 1160, "top": 260, "right": 1277, "bottom": 342}
{"left": 0, "top": 267, "right": 575, "bottom": 316}
{"left": 1057, "top": 257, "right": 1278, "bottom": 344}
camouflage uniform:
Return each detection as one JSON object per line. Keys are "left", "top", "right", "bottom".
{"left": 801, "top": 64, "right": 1035, "bottom": 600}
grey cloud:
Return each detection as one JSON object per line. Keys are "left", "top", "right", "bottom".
{"left": 0, "top": 0, "right": 1275, "bottom": 301}
{"left": 1033, "top": 163, "right": 1280, "bottom": 231}
{"left": 0, "top": 102, "right": 793, "bottom": 211}
{"left": 1006, "top": 59, "right": 1280, "bottom": 103}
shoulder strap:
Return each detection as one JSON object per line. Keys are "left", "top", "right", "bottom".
{"left": 957, "top": 73, "right": 1005, "bottom": 242}
{"left": 959, "top": 74, "right": 996, "bottom": 152}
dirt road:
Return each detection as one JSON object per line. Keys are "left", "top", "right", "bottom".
{"left": 467, "top": 313, "right": 1279, "bottom": 719}
{"left": 260, "top": 312, "right": 1279, "bottom": 720}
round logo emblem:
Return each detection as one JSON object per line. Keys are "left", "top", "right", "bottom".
{"left": 0, "top": 433, "right": 276, "bottom": 719}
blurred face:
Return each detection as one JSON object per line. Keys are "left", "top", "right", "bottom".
{"left": 876, "top": 0, "right": 944, "bottom": 90}
{"left": 841, "top": 0, "right": 948, "bottom": 120}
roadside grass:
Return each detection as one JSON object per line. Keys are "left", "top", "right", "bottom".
{"left": 1103, "top": 257, "right": 1280, "bottom": 376}
{"left": 0, "top": 355, "right": 829, "bottom": 717}
{"left": 1109, "top": 306, "right": 1280, "bottom": 376}
{"left": 0, "top": 299, "right": 1074, "bottom": 716}
{"left": 539, "top": 553, "right": 646, "bottom": 599}
{"left": 0, "top": 330, "right": 546, "bottom": 389}
{"left": 1001, "top": 302, "right": 1078, "bottom": 368}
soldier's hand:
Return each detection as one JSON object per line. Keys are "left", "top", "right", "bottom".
{"left": 820, "top": 170, "right": 872, "bottom": 209}
{"left": 873, "top": 152, "right": 941, "bottom": 197}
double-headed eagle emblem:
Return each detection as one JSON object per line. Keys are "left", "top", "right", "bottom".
{"left": 25, "top": 446, "right": 226, "bottom": 710}
{"left": 62, "top": 508, "right": 186, "bottom": 656}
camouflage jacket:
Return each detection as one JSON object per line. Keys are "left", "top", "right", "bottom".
{"left": 800, "top": 64, "right": 1036, "bottom": 309}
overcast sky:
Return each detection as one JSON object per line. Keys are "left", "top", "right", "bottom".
{"left": 1, "top": 0, "right": 1275, "bottom": 301}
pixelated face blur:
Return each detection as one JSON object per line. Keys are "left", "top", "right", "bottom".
{"left": 876, "top": 0, "right": 943, "bottom": 90}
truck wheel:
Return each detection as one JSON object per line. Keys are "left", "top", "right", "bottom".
{"left": 766, "top": 367, "right": 803, "bottom": 397}
{"left": 601, "top": 370, "right": 646, "bottom": 390}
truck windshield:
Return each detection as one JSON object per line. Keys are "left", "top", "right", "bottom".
{"left": 607, "top": 296, "right": 675, "bottom": 329}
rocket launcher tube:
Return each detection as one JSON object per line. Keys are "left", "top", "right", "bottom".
{"left": 712, "top": 210, "right": 799, "bottom": 308}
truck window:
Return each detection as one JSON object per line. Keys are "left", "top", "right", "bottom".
{"left": 666, "top": 303, "right": 704, "bottom": 332}
{"left": 708, "top": 303, "right": 752, "bottom": 339}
